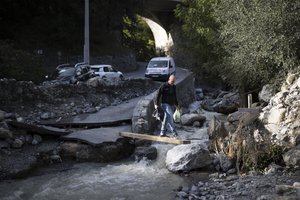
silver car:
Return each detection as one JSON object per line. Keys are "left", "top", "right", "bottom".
{"left": 90, "top": 65, "right": 124, "bottom": 80}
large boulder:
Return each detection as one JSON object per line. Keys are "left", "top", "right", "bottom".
{"left": 212, "top": 92, "right": 239, "bottom": 114}
{"left": 166, "top": 143, "right": 211, "bottom": 172}
{"left": 180, "top": 113, "right": 206, "bottom": 126}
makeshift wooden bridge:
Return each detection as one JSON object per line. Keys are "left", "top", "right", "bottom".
{"left": 119, "top": 132, "right": 191, "bottom": 145}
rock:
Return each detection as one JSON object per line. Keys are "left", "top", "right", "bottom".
{"left": 275, "top": 184, "right": 300, "bottom": 197}
{"left": 0, "top": 128, "right": 13, "bottom": 139}
{"left": 0, "top": 140, "right": 10, "bottom": 149}
{"left": 213, "top": 154, "right": 235, "bottom": 173}
{"left": 213, "top": 94, "right": 239, "bottom": 114}
{"left": 286, "top": 73, "right": 297, "bottom": 85}
{"left": 86, "top": 107, "right": 97, "bottom": 113}
{"left": 189, "top": 101, "right": 202, "bottom": 113}
{"left": 259, "top": 84, "right": 276, "bottom": 103}
{"left": 32, "top": 134, "right": 42, "bottom": 145}
{"left": 176, "top": 191, "right": 188, "bottom": 198}
{"left": 134, "top": 146, "right": 157, "bottom": 160}
{"left": 11, "top": 138, "right": 23, "bottom": 148}
{"left": 227, "top": 111, "right": 244, "bottom": 123}
{"left": 201, "top": 99, "right": 215, "bottom": 111}
{"left": 86, "top": 77, "right": 100, "bottom": 87}
{"left": 181, "top": 113, "right": 206, "bottom": 126}
{"left": 192, "top": 121, "right": 201, "bottom": 127}
{"left": 293, "top": 182, "right": 300, "bottom": 187}
{"left": 267, "top": 107, "right": 286, "bottom": 124}
{"left": 283, "top": 145, "right": 300, "bottom": 167}
{"left": 40, "top": 112, "right": 51, "bottom": 120}
{"left": 195, "top": 88, "right": 204, "bottom": 100}
{"left": 166, "top": 143, "right": 211, "bottom": 172}
{"left": 264, "top": 163, "right": 284, "bottom": 175}
{"left": 50, "top": 155, "right": 62, "bottom": 163}
{"left": 60, "top": 139, "right": 134, "bottom": 162}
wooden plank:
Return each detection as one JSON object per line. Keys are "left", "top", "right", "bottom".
{"left": 119, "top": 132, "right": 191, "bottom": 145}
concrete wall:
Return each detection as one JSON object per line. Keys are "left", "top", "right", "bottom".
{"left": 132, "top": 71, "right": 195, "bottom": 134}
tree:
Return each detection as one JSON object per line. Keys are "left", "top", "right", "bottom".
{"left": 122, "top": 15, "right": 155, "bottom": 61}
{"left": 214, "top": 0, "right": 300, "bottom": 90}
{"left": 173, "top": 0, "right": 223, "bottom": 80}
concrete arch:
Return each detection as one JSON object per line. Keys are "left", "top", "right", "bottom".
{"left": 141, "top": 17, "right": 173, "bottom": 55}
{"left": 138, "top": 0, "right": 182, "bottom": 55}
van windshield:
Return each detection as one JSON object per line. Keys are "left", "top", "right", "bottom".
{"left": 147, "top": 61, "right": 168, "bottom": 68}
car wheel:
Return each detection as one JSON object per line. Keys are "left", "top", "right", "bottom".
{"left": 119, "top": 75, "right": 124, "bottom": 80}
{"left": 102, "top": 76, "right": 107, "bottom": 80}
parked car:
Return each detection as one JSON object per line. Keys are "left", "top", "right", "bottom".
{"left": 145, "top": 57, "right": 176, "bottom": 81}
{"left": 56, "top": 63, "right": 73, "bottom": 71}
{"left": 90, "top": 64, "right": 124, "bottom": 80}
{"left": 43, "top": 63, "right": 94, "bottom": 85}
{"left": 73, "top": 64, "right": 94, "bottom": 83}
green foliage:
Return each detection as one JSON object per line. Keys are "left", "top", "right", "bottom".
{"left": 256, "top": 145, "right": 288, "bottom": 170}
{"left": 173, "top": 0, "right": 223, "bottom": 78}
{"left": 241, "top": 143, "right": 287, "bottom": 172}
{"left": 122, "top": 15, "right": 155, "bottom": 61}
{"left": 174, "top": 0, "right": 300, "bottom": 91}
{"left": 214, "top": 0, "right": 300, "bottom": 89}
{"left": 234, "top": 123, "right": 288, "bottom": 172}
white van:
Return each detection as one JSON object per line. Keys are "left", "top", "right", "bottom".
{"left": 145, "top": 57, "right": 176, "bottom": 81}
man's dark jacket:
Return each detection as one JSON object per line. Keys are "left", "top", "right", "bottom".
{"left": 155, "top": 82, "right": 178, "bottom": 106}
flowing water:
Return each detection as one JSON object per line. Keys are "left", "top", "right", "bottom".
{"left": 0, "top": 111, "right": 223, "bottom": 200}
{"left": 0, "top": 143, "right": 208, "bottom": 200}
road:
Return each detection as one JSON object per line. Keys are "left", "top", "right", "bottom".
{"left": 47, "top": 63, "right": 190, "bottom": 144}
{"left": 124, "top": 62, "right": 189, "bottom": 83}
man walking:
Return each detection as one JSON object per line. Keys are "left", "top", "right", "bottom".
{"left": 155, "top": 74, "right": 179, "bottom": 137}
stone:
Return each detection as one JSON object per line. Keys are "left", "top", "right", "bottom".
{"left": 213, "top": 97, "right": 239, "bottom": 115}
{"left": 181, "top": 113, "right": 206, "bottom": 126}
{"left": 11, "top": 138, "right": 23, "bottom": 148}
{"left": 259, "top": 84, "right": 276, "bottom": 103}
{"left": 166, "top": 143, "right": 211, "bottom": 172}
{"left": 267, "top": 107, "right": 286, "bottom": 124}
{"left": 283, "top": 145, "right": 300, "bottom": 167}
{"left": 32, "top": 134, "right": 42, "bottom": 145}
{"left": 286, "top": 73, "right": 297, "bottom": 85}
{"left": 0, "top": 128, "right": 13, "bottom": 139}
{"left": 134, "top": 146, "right": 157, "bottom": 160}
{"left": 0, "top": 140, "right": 10, "bottom": 149}
{"left": 40, "top": 112, "right": 50, "bottom": 120}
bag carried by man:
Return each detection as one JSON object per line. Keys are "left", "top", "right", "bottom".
{"left": 173, "top": 108, "right": 181, "bottom": 123}
{"left": 152, "top": 106, "right": 165, "bottom": 121}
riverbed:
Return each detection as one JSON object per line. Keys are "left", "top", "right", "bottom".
{"left": 0, "top": 143, "right": 209, "bottom": 200}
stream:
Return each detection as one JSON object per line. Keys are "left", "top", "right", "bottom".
{"left": 0, "top": 144, "right": 208, "bottom": 200}
{"left": 0, "top": 111, "right": 223, "bottom": 200}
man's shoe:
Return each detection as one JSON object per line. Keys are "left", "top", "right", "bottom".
{"left": 159, "top": 131, "right": 167, "bottom": 137}
{"left": 171, "top": 132, "right": 178, "bottom": 138}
